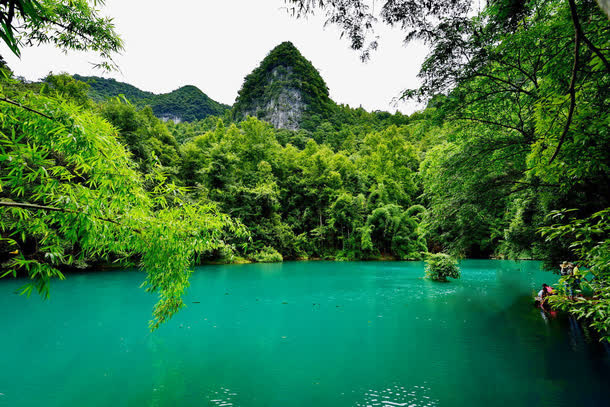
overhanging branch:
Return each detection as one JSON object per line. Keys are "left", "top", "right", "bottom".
{"left": 549, "top": 0, "right": 581, "bottom": 163}
{"left": 0, "top": 200, "right": 142, "bottom": 234}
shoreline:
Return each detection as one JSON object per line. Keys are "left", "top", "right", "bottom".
{"left": 0, "top": 257, "right": 547, "bottom": 280}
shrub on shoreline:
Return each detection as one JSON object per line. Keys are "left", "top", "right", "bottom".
{"left": 252, "top": 246, "right": 283, "bottom": 263}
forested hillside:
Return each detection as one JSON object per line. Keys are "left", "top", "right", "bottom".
{"left": 73, "top": 75, "right": 230, "bottom": 122}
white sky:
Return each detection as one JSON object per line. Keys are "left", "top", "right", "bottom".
{"left": 1, "top": 0, "right": 430, "bottom": 114}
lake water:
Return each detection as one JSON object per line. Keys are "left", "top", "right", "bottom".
{"left": 1, "top": 260, "right": 609, "bottom": 406}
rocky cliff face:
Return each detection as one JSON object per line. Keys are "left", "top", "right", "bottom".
{"left": 240, "top": 67, "right": 305, "bottom": 130}
{"left": 159, "top": 114, "right": 182, "bottom": 123}
{"left": 233, "top": 42, "right": 334, "bottom": 130}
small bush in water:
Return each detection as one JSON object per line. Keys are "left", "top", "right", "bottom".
{"left": 425, "top": 253, "right": 460, "bottom": 282}
{"left": 252, "top": 246, "right": 283, "bottom": 263}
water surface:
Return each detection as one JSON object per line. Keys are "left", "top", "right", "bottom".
{"left": 1, "top": 260, "right": 609, "bottom": 406}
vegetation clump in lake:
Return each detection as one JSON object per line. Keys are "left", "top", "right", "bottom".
{"left": 425, "top": 253, "right": 461, "bottom": 282}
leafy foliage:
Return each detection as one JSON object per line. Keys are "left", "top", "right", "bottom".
{"left": 0, "top": 73, "right": 245, "bottom": 329}
{"left": 424, "top": 253, "right": 461, "bottom": 282}
{"left": 252, "top": 246, "right": 283, "bottom": 263}
{"left": 284, "top": 0, "right": 472, "bottom": 60}
{"left": 0, "top": 0, "right": 122, "bottom": 70}
{"left": 99, "top": 98, "right": 180, "bottom": 173}
{"left": 542, "top": 209, "right": 610, "bottom": 341}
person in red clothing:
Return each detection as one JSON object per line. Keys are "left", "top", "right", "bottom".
{"left": 542, "top": 283, "right": 555, "bottom": 296}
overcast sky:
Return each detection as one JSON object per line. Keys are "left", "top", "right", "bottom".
{"left": 1, "top": 0, "right": 430, "bottom": 114}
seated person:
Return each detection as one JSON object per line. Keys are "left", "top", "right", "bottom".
{"left": 538, "top": 283, "right": 555, "bottom": 299}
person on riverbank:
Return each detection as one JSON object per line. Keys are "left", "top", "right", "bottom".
{"left": 560, "top": 261, "right": 574, "bottom": 299}
{"left": 571, "top": 263, "right": 582, "bottom": 297}
{"left": 560, "top": 261, "right": 571, "bottom": 277}
{"left": 538, "top": 283, "right": 555, "bottom": 307}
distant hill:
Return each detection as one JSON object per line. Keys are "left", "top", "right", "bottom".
{"left": 73, "top": 42, "right": 398, "bottom": 130}
{"left": 73, "top": 74, "right": 230, "bottom": 122}
{"left": 232, "top": 41, "right": 335, "bottom": 130}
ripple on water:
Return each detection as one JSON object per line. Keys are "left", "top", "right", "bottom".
{"left": 354, "top": 384, "right": 438, "bottom": 407}
{"left": 207, "top": 387, "right": 238, "bottom": 407}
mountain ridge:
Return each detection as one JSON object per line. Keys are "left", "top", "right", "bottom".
{"left": 73, "top": 42, "right": 394, "bottom": 129}
{"left": 73, "top": 74, "right": 230, "bottom": 122}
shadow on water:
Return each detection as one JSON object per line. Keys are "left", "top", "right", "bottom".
{"left": 483, "top": 293, "right": 610, "bottom": 406}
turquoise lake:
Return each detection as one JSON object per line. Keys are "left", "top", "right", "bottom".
{"left": 1, "top": 260, "right": 609, "bottom": 406}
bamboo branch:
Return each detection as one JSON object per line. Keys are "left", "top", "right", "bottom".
{"left": 0, "top": 200, "right": 142, "bottom": 234}
{"left": 0, "top": 97, "right": 55, "bottom": 120}
{"left": 0, "top": 201, "right": 65, "bottom": 213}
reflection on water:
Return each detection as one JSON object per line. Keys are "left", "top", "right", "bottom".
{"left": 568, "top": 315, "right": 587, "bottom": 351}
{"left": 537, "top": 303, "right": 610, "bottom": 357}
{"left": 354, "top": 384, "right": 438, "bottom": 407}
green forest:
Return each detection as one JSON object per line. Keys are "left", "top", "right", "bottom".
{"left": 0, "top": 0, "right": 608, "bottom": 339}
{"left": 73, "top": 74, "right": 230, "bottom": 122}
